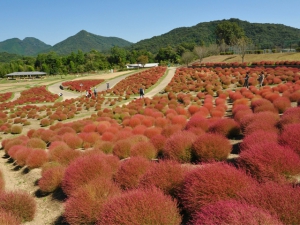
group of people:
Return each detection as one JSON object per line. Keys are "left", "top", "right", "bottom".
{"left": 86, "top": 87, "right": 98, "bottom": 98}
{"left": 243, "top": 71, "right": 265, "bottom": 88}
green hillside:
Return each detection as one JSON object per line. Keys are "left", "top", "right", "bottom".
{"left": 49, "top": 30, "right": 133, "bottom": 55}
{"left": 131, "top": 18, "right": 300, "bottom": 53}
{"left": 0, "top": 37, "right": 51, "bottom": 56}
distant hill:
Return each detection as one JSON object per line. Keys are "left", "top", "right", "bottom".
{"left": 0, "top": 30, "right": 132, "bottom": 56}
{"left": 0, "top": 37, "right": 51, "bottom": 56}
{"left": 0, "top": 52, "right": 23, "bottom": 63}
{"left": 131, "top": 18, "right": 300, "bottom": 53}
{"left": 49, "top": 30, "right": 132, "bottom": 55}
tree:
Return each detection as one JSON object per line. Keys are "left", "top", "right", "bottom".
{"left": 155, "top": 46, "right": 179, "bottom": 64}
{"left": 137, "top": 55, "right": 148, "bottom": 67}
{"left": 235, "top": 37, "right": 252, "bottom": 63}
{"left": 193, "top": 46, "right": 208, "bottom": 63}
{"left": 181, "top": 51, "right": 194, "bottom": 67}
{"left": 215, "top": 21, "right": 245, "bottom": 45}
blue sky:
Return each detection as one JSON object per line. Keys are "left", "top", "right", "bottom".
{"left": 1, "top": 0, "right": 299, "bottom": 46}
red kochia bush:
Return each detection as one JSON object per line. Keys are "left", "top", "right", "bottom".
{"left": 191, "top": 200, "right": 283, "bottom": 225}
{"left": 114, "top": 157, "right": 152, "bottom": 190}
{"left": 26, "top": 149, "right": 48, "bottom": 169}
{"left": 38, "top": 165, "right": 66, "bottom": 193}
{"left": 180, "top": 163, "right": 255, "bottom": 215}
{"left": 273, "top": 97, "right": 291, "bottom": 113}
{"left": 62, "top": 154, "right": 115, "bottom": 196}
{"left": 208, "top": 118, "right": 240, "bottom": 138}
{"left": 97, "top": 188, "right": 182, "bottom": 225}
{"left": 0, "top": 170, "right": 4, "bottom": 191}
{"left": 277, "top": 107, "right": 300, "bottom": 129}
{"left": 139, "top": 160, "right": 189, "bottom": 197}
{"left": 279, "top": 123, "right": 300, "bottom": 155}
{"left": 192, "top": 133, "right": 231, "bottom": 162}
{"left": 14, "top": 147, "right": 32, "bottom": 167}
{"left": 163, "top": 131, "right": 197, "bottom": 163}
{"left": 26, "top": 137, "right": 47, "bottom": 149}
{"left": 64, "top": 178, "right": 121, "bottom": 225}
{"left": 112, "top": 139, "right": 132, "bottom": 159}
{"left": 238, "top": 182, "right": 300, "bottom": 225}
{"left": 240, "top": 130, "right": 278, "bottom": 150}
{"left": 0, "top": 209, "right": 21, "bottom": 225}
{"left": 0, "top": 191, "right": 36, "bottom": 222}
{"left": 238, "top": 142, "right": 300, "bottom": 182}
{"left": 130, "top": 141, "right": 157, "bottom": 159}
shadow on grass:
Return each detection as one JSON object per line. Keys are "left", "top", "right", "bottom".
{"left": 54, "top": 215, "right": 68, "bottom": 225}
{"left": 34, "top": 187, "right": 67, "bottom": 202}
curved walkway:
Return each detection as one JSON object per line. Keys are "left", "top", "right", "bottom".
{"left": 47, "top": 67, "right": 177, "bottom": 101}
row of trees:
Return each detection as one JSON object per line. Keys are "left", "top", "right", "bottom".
{"left": 1, "top": 21, "right": 294, "bottom": 77}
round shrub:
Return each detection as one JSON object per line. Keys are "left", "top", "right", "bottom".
{"left": 192, "top": 133, "right": 232, "bottom": 162}
{"left": 191, "top": 200, "right": 283, "bottom": 225}
{"left": 26, "top": 138, "right": 47, "bottom": 149}
{"left": 62, "top": 133, "right": 83, "bottom": 149}
{"left": 14, "top": 147, "right": 32, "bottom": 167}
{"left": 26, "top": 149, "right": 48, "bottom": 169}
{"left": 38, "top": 165, "right": 66, "bottom": 193}
{"left": 112, "top": 139, "right": 132, "bottom": 159}
{"left": 0, "top": 209, "right": 21, "bottom": 225}
{"left": 185, "top": 115, "right": 209, "bottom": 131}
{"left": 163, "top": 131, "right": 197, "bottom": 163}
{"left": 273, "top": 97, "right": 291, "bottom": 113}
{"left": 279, "top": 123, "right": 300, "bottom": 155}
{"left": 208, "top": 118, "right": 240, "bottom": 138}
{"left": 62, "top": 154, "right": 115, "bottom": 196}
{"left": 240, "top": 130, "right": 278, "bottom": 150}
{"left": 64, "top": 177, "right": 121, "bottom": 225}
{"left": 130, "top": 141, "right": 157, "bottom": 159}
{"left": 0, "top": 170, "right": 4, "bottom": 191}
{"left": 97, "top": 188, "right": 181, "bottom": 225}
{"left": 10, "top": 125, "right": 23, "bottom": 134}
{"left": 238, "top": 142, "right": 300, "bottom": 182}
{"left": 180, "top": 163, "right": 255, "bottom": 215}
{"left": 278, "top": 107, "right": 300, "bottom": 129}
{"left": 139, "top": 160, "right": 188, "bottom": 197}
{"left": 114, "top": 157, "right": 152, "bottom": 190}
{"left": 0, "top": 191, "right": 36, "bottom": 222}
{"left": 238, "top": 182, "right": 300, "bottom": 225}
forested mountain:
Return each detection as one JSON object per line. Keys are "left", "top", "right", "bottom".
{"left": 0, "top": 37, "right": 51, "bottom": 56}
{"left": 49, "top": 30, "right": 132, "bottom": 55}
{"left": 0, "top": 52, "right": 23, "bottom": 63}
{"left": 131, "top": 18, "right": 300, "bottom": 53}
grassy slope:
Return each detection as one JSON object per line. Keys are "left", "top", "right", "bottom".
{"left": 201, "top": 52, "right": 300, "bottom": 64}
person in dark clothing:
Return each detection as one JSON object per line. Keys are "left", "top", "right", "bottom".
{"left": 258, "top": 71, "right": 265, "bottom": 87}
{"left": 243, "top": 72, "right": 250, "bottom": 88}
{"left": 94, "top": 87, "right": 97, "bottom": 97}
{"left": 139, "top": 87, "right": 144, "bottom": 98}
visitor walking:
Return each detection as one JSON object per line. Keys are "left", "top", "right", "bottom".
{"left": 243, "top": 72, "right": 250, "bottom": 88}
{"left": 106, "top": 82, "right": 110, "bottom": 90}
{"left": 258, "top": 72, "right": 265, "bottom": 87}
{"left": 139, "top": 87, "right": 145, "bottom": 98}
{"left": 94, "top": 87, "right": 97, "bottom": 97}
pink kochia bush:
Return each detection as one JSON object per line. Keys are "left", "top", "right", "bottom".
{"left": 238, "top": 182, "right": 300, "bottom": 225}
{"left": 279, "top": 123, "right": 300, "bottom": 155}
{"left": 62, "top": 153, "right": 118, "bottom": 196}
{"left": 114, "top": 157, "right": 152, "bottom": 190}
{"left": 192, "top": 133, "right": 232, "bottom": 162}
{"left": 0, "top": 191, "right": 36, "bottom": 222}
{"left": 191, "top": 200, "right": 283, "bottom": 225}
{"left": 97, "top": 188, "right": 182, "bottom": 225}
{"left": 25, "top": 149, "right": 48, "bottom": 169}
{"left": 238, "top": 142, "right": 300, "bottom": 182}
{"left": 180, "top": 163, "right": 255, "bottom": 215}
{"left": 64, "top": 177, "right": 121, "bottom": 225}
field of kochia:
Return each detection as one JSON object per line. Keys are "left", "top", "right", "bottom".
{"left": 0, "top": 62, "right": 300, "bottom": 224}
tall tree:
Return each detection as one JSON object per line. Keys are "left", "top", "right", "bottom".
{"left": 137, "top": 55, "right": 148, "bottom": 67}
{"left": 181, "top": 51, "right": 194, "bottom": 67}
{"left": 235, "top": 37, "right": 253, "bottom": 63}
{"left": 193, "top": 46, "right": 208, "bottom": 63}
{"left": 215, "top": 21, "right": 245, "bottom": 45}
